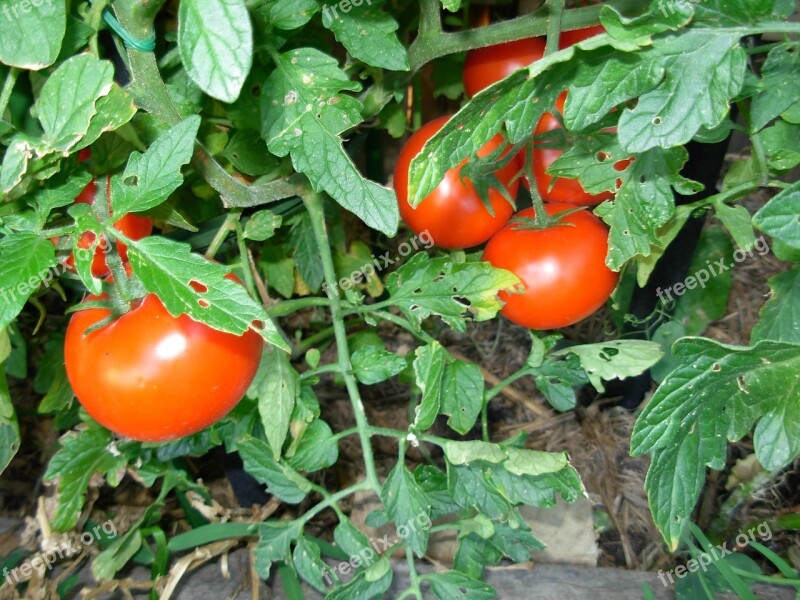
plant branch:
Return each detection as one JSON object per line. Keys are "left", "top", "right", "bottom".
{"left": 303, "top": 192, "right": 381, "bottom": 492}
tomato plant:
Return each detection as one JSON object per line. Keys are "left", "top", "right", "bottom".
{"left": 394, "top": 116, "right": 519, "bottom": 249}
{"left": 0, "top": 0, "right": 798, "bottom": 597}
{"left": 483, "top": 204, "right": 619, "bottom": 329}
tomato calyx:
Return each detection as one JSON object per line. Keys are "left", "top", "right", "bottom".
{"left": 458, "top": 143, "right": 520, "bottom": 216}
{"left": 508, "top": 205, "right": 584, "bottom": 231}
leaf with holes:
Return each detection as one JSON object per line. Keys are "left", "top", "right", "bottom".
{"left": 385, "top": 253, "right": 519, "bottom": 332}
{"left": 554, "top": 340, "right": 663, "bottom": 392}
{"left": 631, "top": 338, "right": 800, "bottom": 549}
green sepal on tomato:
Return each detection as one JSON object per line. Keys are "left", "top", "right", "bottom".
{"left": 64, "top": 269, "right": 263, "bottom": 442}
{"left": 482, "top": 203, "right": 618, "bottom": 330}
{"left": 394, "top": 116, "right": 520, "bottom": 249}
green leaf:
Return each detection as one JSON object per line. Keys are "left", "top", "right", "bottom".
{"left": 286, "top": 418, "right": 338, "bottom": 473}
{"left": 238, "top": 437, "right": 309, "bottom": 503}
{"left": 178, "top": 0, "right": 253, "bottom": 103}
{"left": 545, "top": 132, "right": 629, "bottom": 196}
{"left": 261, "top": 47, "right": 398, "bottom": 235}
{"left": 381, "top": 463, "right": 431, "bottom": 557}
{"left": 454, "top": 535, "right": 503, "bottom": 579}
{"left": 414, "top": 464, "right": 461, "bottom": 519}
{"left": 751, "top": 43, "right": 800, "bottom": 132}
{"left": 293, "top": 537, "right": 328, "bottom": 593}
{"left": 440, "top": 0, "right": 461, "bottom": 11}
{"left": 334, "top": 519, "right": 372, "bottom": 557}
{"left": 753, "top": 180, "right": 800, "bottom": 249}
{"left": 0, "top": 232, "right": 58, "bottom": 330}
{"left": 0, "top": 135, "right": 37, "bottom": 193}
{"left": 694, "top": 0, "right": 796, "bottom": 26}
{"left": 751, "top": 269, "right": 800, "bottom": 344}
{"left": 412, "top": 342, "right": 446, "bottom": 430}
{"left": 43, "top": 428, "right": 127, "bottom": 531}
{"left": 247, "top": 349, "right": 298, "bottom": 460}
{"left": 631, "top": 338, "right": 800, "bottom": 550}
{"left": 441, "top": 359, "right": 484, "bottom": 435}
{"left": 288, "top": 212, "right": 325, "bottom": 292}
{"left": 220, "top": 130, "right": 280, "bottom": 176}
{"left": 595, "top": 146, "right": 699, "bottom": 270}
{"left": 428, "top": 570, "right": 496, "bottom": 600}
{"left": 445, "top": 440, "right": 507, "bottom": 466}
{"left": 761, "top": 119, "right": 800, "bottom": 172}
{"left": 37, "top": 54, "right": 114, "bottom": 150}
{"left": 351, "top": 345, "right": 406, "bottom": 385}
{"left": 385, "top": 253, "right": 520, "bottom": 332}
{"left": 324, "top": 556, "right": 393, "bottom": 600}
{"left": 0, "top": 0, "right": 65, "bottom": 69}
{"left": 28, "top": 170, "right": 92, "bottom": 224}
{"left": 554, "top": 340, "right": 663, "bottom": 392}
{"left": 533, "top": 355, "right": 588, "bottom": 412}
{"left": 712, "top": 200, "right": 756, "bottom": 251}
{"left": 244, "top": 210, "right": 282, "bottom": 241}
{"left": 77, "top": 83, "right": 137, "bottom": 151}
{"left": 259, "top": 0, "right": 317, "bottom": 29}
{"left": 111, "top": 116, "right": 201, "bottom": 216}
{"left": 322, "top": 1, "right": 408, "bottom": 71}
{"left": 92, "top": 527, "right": 144, "bottom": 581}
{"left": 599, "top": 1, "right": 693, "bottom": 44}
{"left": 617, "top": 31, "right": 745, "bottom": 153}
{"left": 0, "top": 369, "right": 20, "bottom": 476}
{"left": 126, "top": 236, "right": 287, "bottom": 348}
{"left": 254, "top": 520, "right": 301, "bottom": 579}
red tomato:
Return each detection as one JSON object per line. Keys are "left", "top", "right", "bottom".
{"left": 559, "top": 24, "right": 606, "bottom": 49}
{"left": 67, "top": 178, "right": 154, "bottom": 276}
{"left": 463, "top": 37, "right": 545, "bottom": 98}
{"left": 394, "top": 116, "right": 519, "bottom": 249}
{"left": 527, "top": 93, "right": 629, "bottom": 206}
{"left": 64, "top": 280, "right": 263, "bottom": 442}
{"left": 482, "top": 204, "right": 618, "bottom": 329}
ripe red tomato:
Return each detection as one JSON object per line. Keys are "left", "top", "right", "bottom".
{"left": 64, "top": 280, "right": 263, "bottom": 442}
{"left": 394, "top": 116, "right": 519, "bottom": 249}
{"left": 559, "top": 24, "right": 606, "bottom": 49}
{"left": 527, "top": 93, "right": 629, "bottom": 206}
{"left": 463, "top": 37, "right": 545, "bottom": 98}
{"left": 67, "top": 178, "right": 154, "bottom": 276}
{"left": 482, "top": 203, "right": 619, "bottom": 329}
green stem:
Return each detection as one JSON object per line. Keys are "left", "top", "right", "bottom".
{"left": 299, "top": 363, "right": 344, "bottom": 379}
{"left": 304, "top": 192, "right": 380, "bottom": 492}
{"left": 405, "top": 546, "right": 424, "bottom": 600}
{"left": 738, "top": 100, "right": 769, "bottom": 186}
{"left": 0, "top": 67, "right": 19, "bottom": 120}
{"left": 205, "top": 213, "right": 238, "bottom": 259}
{"left": 486, "top": 366, "right": 534, "bottom": 401}
{"left": 331, "top": 426, "right": 360, "bottom": 443}
{"left": 369, "top": 311, "right": 436, "bottom": 344}
{"left": 298, "top": 480, "right": 372, "bottom": 527}
{"left": 267, "top": 297, "right": 332, "bottom": 318}
{"left": 545, "top": 0, "right": 566, "bottom": 57}
{"left": 234, "top": 218, "right": 258, "bottom": 299}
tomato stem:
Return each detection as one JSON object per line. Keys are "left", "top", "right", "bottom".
{"left": 303, "top": 192, "right": 381, "bottom": 493}
{"left": 545, "top": 0, "right": 566, "bottom": 57}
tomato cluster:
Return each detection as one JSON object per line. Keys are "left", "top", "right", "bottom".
{"left": 393, "top": 26, "right": 619, "bottom": 330}
{"left": 63, "top": 152, "right": 263, "bottom": 442}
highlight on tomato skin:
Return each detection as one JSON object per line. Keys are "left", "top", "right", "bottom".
{"left": 64, "top": 279, "right": 264, "bottom": 443}
{"left": 394, "top": 116, "right": 521, "bottom": 250}
{"left": 462, "top": 37, "right": 546, "bottom": 98}
{"left": 482, "top": 203, "right": 619, "bottom": 330}
{"left": 526, "top": 92, "right": 631, "bottom": 206}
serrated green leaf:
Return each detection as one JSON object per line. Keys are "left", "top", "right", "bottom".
{"left": 712, "top": 200, "right": 756, "bottom": 251}
{"left": 76, "top": 83, "right": 137, "bottom": 151}
{"left": 595, "top": 146, "right": 699, "bottom": 270}
{"left": 292, "top": 537, "right": 328, "bottom": 593}
{"left": 126, "top": 236, "right": 287, "bottom": 349}
{"left": 554, "top": 340, "right": 663, "bottom": 392}
{"left": 178, "top": 0, "right": 253, "bottom": 103}
{"left": 441, "top": 359, "right": 483, "bottom": 435}
{"left": 333, "top": 519, "right": 372, "bottom": 557}
{"left": 751, "top": 269, "right": 800, "bottom": 344}
{"left": 247, "top": 349, "right": 297, "bottom": 460}
{"left": 27, "top": 170, "right": 92, "bottom": 224}
{"left": 324, "top": 556, "right": 392, "bottom": 600}
{"left": 254, "top": 520, "right": 301, "bottom": 579}
{"left": 751, "top": 43, "right": 800, "bottom": 132}
{"left": 0, "top": 232, "right": 58, "bottom": 330}
{"left": 445, "top": 440, "right": 507, "bottom": 466}
{"left": 286, "top": 418, "right": 338, "bottom": 473}
{"left": 0, "top": 0, "right": 65, "bottom": 69}
{"left": 414, "top": 464, "right": 460, "bottom": 519}
{"left": 0, "top": 369, "right": 19, "bottom": 476}
{"left": 753, "top": 180, "right": 800, "bottom": 249}
{"left": 351, "top": 345, "right": 406, "bottom": 385}
{"left": 761, "top": 119, "right": 800, "bottom": 172}
{"left": 288, "top": 211, "right": 325, "bottom": 292}
{"left": 37, "top": 54, "right": 114, "bottom": 150}
{"left": 631, "top": 338, "right": 800, "bottom": 549}
{"left": 385, "top": 253, "right": 519, "bottom": 332}
{"left": 111, "top": 116, "right": 201, "bottom": 216}
{"left": 454, "top": 535, "right": 503, "bottom": 579}
{"left": 261, "top": 47, "right": 398, "bottom": 235}
{"left": 244, "top": 210, "right": 282, "bottom": 241}
{"left": 617, "top": 31, "right": 745, "bottom": 153}
{"left": 238, "top": 437, "right": 309, "bottom": 503}
{"left": 545, "top": 132, "right": 629, "bottom": 195}
{"left": 322, "top": 1, "right": 408, "bottom": 71}
{"left": 43, "top": 428, "right": 127, "bottom": 531}
{"left": 381, "top": 463, "right": 431, "bottom": 557}
{"left": 429, "top": 570, "right": 496, "bottom": 600}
